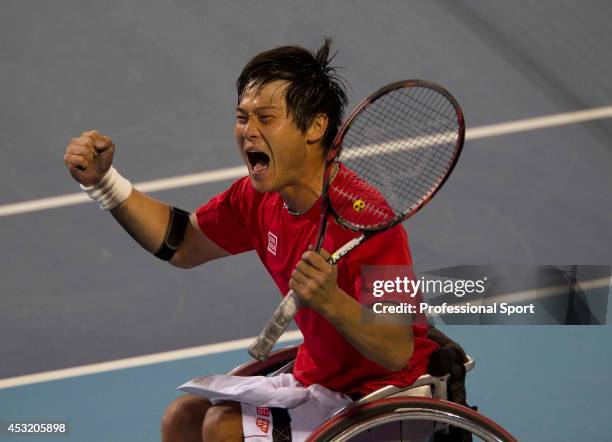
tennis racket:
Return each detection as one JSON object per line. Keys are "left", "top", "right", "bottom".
{"left": 248, "top": 80, "right": 465, "bottom": 361}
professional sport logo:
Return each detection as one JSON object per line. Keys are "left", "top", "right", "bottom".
{"left": 267, "top": 231, "right": 278, "bottom": 256}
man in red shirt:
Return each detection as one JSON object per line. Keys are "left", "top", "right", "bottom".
{"left": 64, "top": 39, "right": 437, "bottom": 442}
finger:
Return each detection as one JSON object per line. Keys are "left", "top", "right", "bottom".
{"left": 295, "top": 259, "right": 324, "bottom": 280}
{"left": 94, "top": 135, "right": 113, "bottom": 152}
{"left": 68, "top": 164, "right": 88, "bottom": 172}
{"left": 64, "top": 152, "right": 91, "bottom": 167}
{"left": 319, "top": 248, "right": 332, "bottom": 261}
{"left": 290, "top": 269, "right": 309, "bottom": 287}
{"left": 288, "top": 278, "right": 303, "bottom": 295}
{"left": 301, "top": 251, "right": 329, "bottom": 270}
{"left": 289, "top": 272, "right": 310, "bottom": 294}
{"left": 64, "top": 153, "right": 91, "bottom": 170}
{"left": 81, "top": 130, "right": 101, "bottom": 141}
{"left": 70, "top": 137, "right": 95, "bottom": 148}
{"left": 67, "top": 144, "right": 95, "bottom": 162}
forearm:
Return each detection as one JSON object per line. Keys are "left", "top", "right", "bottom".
{"left": 322, "top": 289, "right": 413, "bottom": 371}
{"left": 108, "top": 182, "right": 228, "bottom": 268}
{"left": 110, "top": 188, "right": 171, "bottom": 254}
{"left": 65, "top": 132, "right": 221, "bottom": 264}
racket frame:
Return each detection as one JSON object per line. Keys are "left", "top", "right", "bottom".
{"left": 327, "top": 79, "right": 465, "bottom": 233}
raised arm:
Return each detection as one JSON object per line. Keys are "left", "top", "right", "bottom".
{"left": 64, "top": 130, "right": 229, "bottom": 267}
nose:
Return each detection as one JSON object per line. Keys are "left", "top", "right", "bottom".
{"left": 241, "top": 115, "right": 260, "bottom": 141}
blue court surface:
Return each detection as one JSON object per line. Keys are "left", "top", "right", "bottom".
{"left": 2, "top": 328, "right": 612, "bottom": 441}
{"left": 2, "top": 1, "right": 611, "bottom": 441}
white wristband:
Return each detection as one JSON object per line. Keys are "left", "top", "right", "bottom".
{"left": 80, "top": 166, "right": 133, "bottom": 210}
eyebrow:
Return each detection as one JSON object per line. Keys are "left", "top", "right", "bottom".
{"left": 235, "top": 106, "right": 279, "bottom": 114}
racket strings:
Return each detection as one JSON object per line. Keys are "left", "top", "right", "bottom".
{"left": 385, "top": 91, "right": 456, "bottom": 136}
{"left": 351, "top": 94, "right": 456, "bottom": 166}
{"left": 409, "top": 87, "right": 457, "bottom": 126}
{"left": 379, "top": 86, "right": 456, "bottom": 133}
{"left": 331, "top": 85, "right": 460, "bottom": 229}
{"left": 379, "top": 98, "right": 457, "bottom": 152}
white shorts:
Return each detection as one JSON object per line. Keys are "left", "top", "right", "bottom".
{"left": 179, "top": 373, "right": 434, "bottom": 441}
{"left": 179, "top": 373, "right": 352, "bottom": 442}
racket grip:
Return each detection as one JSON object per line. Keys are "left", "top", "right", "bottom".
{"left": 247, "top": 290, "right": 302, "bottom": 361}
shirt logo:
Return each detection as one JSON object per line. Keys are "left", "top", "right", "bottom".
{"left": 256, "top": 418, "right": 270, "bottom": 434}
{"left": 256, "top": 406, "right": 270, "bottom": 417}
{"left": 267, "top": 231, "right": 278, "bottom": 256}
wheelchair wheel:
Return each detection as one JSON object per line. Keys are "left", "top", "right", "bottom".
{"left": 307, "top": 397, "right": 517, "bottom": 442}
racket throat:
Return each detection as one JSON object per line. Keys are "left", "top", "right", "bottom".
{"left": 329, "top": 235, "right": 365, "bottom": 265}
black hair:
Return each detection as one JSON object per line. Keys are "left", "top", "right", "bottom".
{"left": 236, "top": 38, "right": 348, "bottom": 153}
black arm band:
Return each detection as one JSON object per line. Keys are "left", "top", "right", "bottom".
{"left": 154, "top": 206, "right": 191, "bottom": 261}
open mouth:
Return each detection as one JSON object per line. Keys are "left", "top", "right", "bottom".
{"left": 246, "top": 150, "right": 270, "bottom": 174}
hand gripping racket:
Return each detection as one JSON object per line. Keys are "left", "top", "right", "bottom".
{"left": 248, "top": 80, "right": 465, "bottom": 361}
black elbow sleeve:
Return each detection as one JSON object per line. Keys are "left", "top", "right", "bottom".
{"left": 154, "top": 206, "right": 190, "bottom": 261}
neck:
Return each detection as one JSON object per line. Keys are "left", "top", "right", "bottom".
{"left": 280, "top": 159, "right": 326, "bottom": 215}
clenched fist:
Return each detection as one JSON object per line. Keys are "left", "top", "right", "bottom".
{"left": 289, "top": 248, "right": 342, "bottom": 314}
{"left": 64, "top": 130, "right": 115, "bottom": 186}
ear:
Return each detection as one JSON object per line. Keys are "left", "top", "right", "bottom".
{"left": 305, "top": 113, "right": 329, "bottom": 145}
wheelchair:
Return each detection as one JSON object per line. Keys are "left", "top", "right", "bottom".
{"left": 229, "top": 344, "right": 517, "bottom": 442}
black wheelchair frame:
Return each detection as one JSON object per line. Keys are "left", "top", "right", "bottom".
{"left": 228, "top": 344, "right": 517, "bottom": 442}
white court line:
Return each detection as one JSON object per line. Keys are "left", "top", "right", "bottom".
{"left": 467, "top": 106, "right": 612, "bottom": 140}
{"left": 0, "top": 330, "right": 303, "bottom": 389}
{"left": 1, "top": 105, "right": 612, "bottom": 218}
{"left": 3, "top": 275, "right": 609, "bottom": 388}
{"left": 0, "top": 166, "right": 248, "bottom": 218}
{"left": 432, "top": 276, "right": 611, "bottom": 311}
{"left": 1, "top": 107, "right": 611, "bottom": 385}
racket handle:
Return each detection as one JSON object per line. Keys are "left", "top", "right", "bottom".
{"left": 247, "top": 290, "right": 302, "bottom": 361}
